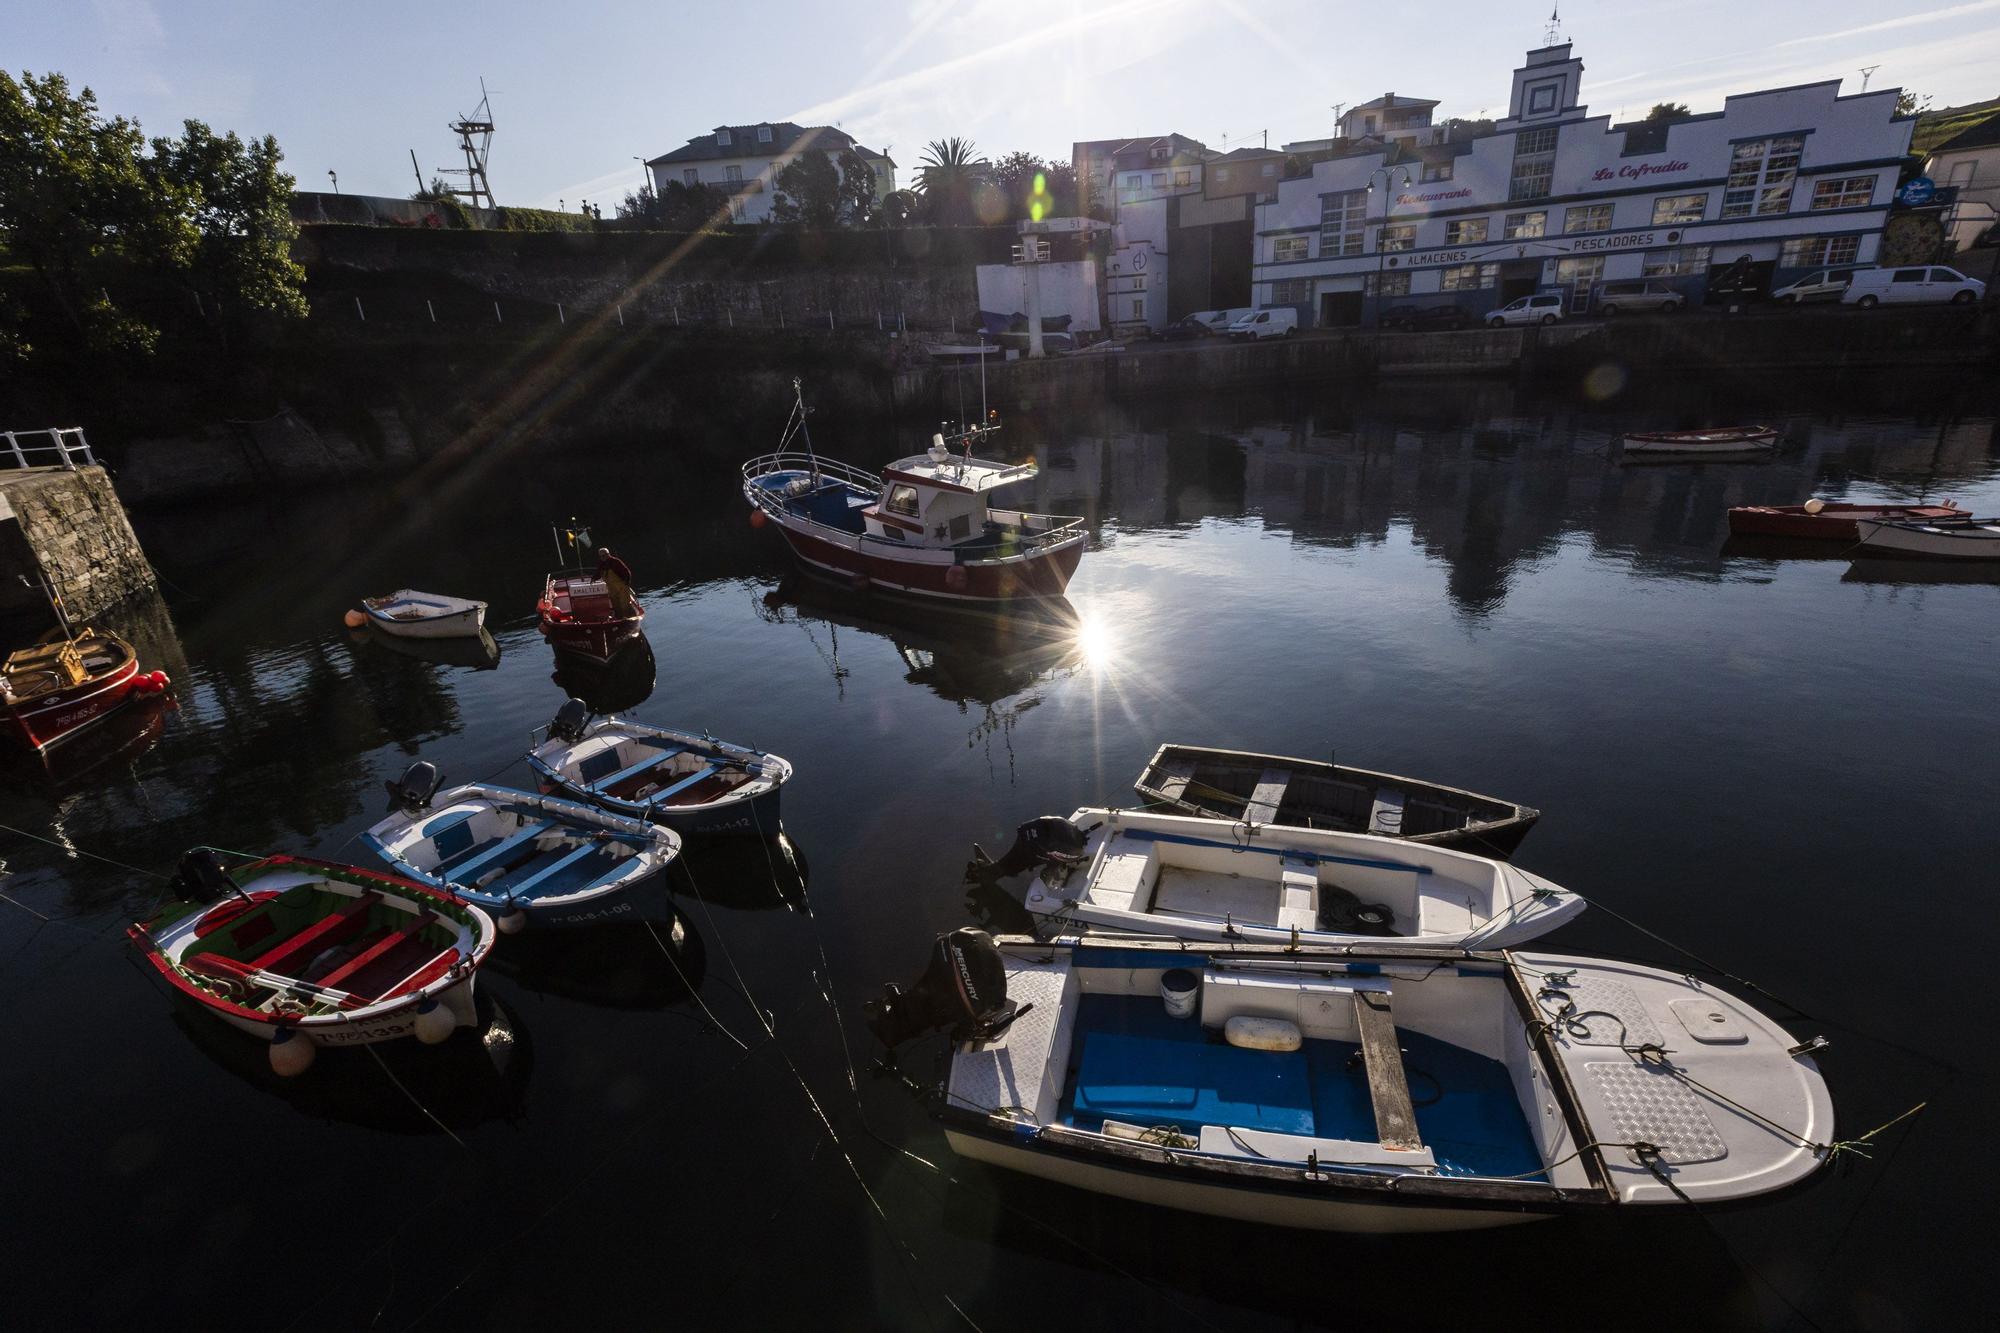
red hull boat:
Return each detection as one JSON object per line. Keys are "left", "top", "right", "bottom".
{"left": 1, "top": 628, "right": 168, "bottom": 751}
{"left": 1727, "top": 500, "right": 1970, "bottom": 540}
{"left": 537, "top": 573, "right": 644, "bottom": 662}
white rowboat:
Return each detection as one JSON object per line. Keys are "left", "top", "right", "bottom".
{"left": 362, "top": 590, "right": 488, "bottom": 639}
{"left": 1852, "top": 518, "right": 2000, "bottom": 560}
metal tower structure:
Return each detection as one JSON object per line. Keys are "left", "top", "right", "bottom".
{"left": 437, "top": 79, "right": 496, "bottom": 209}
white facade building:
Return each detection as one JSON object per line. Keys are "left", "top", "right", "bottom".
{"left": 1253, "top": 43, "right": 1914, "bottom": 326}
{"left": 1925, "top": 116, "right": 2000, "bottom": 253}
{"left": 646, "top": 121, "right": 895, "bottom": 224}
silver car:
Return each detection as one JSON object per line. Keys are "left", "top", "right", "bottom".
{"left": 1772, "top": 268, "right": 1862, "bottom": 305}
{"left": 1597, "top": 280, "right": 1685, "bottom": 314}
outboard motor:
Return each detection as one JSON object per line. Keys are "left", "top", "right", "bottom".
{"left": 548, "top": 697, "right": 593, "bottom": 744}
{"left": 865, "top": 927, "right": 1015, "bottom": 1048}
{"left": 966, "top": 815, "right": 1091, "bottom": 883}
{"left": 385, "top": 760, "right": 442, "bottom": 814}
{"left": 171, "top": 847, "right": 237, "bottom": 904}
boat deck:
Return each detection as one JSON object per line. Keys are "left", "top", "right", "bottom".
{"left": 1059, "top": 994, "right": 1543, "bottom": 1180}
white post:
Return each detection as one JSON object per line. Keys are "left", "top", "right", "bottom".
{"left": 1024, "top": 261, "right": 1044, "bottom": 359}
{"left": 494, "top": 301, "right": 503, "bottom": 324}
{"left": 426, "top": 299, "right": 436, "bottom": 323}
{"left": 728, "top": 308, "right": 734, "bottom": 328}
{"left": 57, "top": 427, "right": 76, "bottom": 470}
{"left": 558, "top": 302, "right": 565, "bottom": 324}
{"left": 194, "top": 291, "right": 205, "bottom": 317}
{"left": 877, "top": 310, "right": 883, "bottom": 330}
{"left": 827, "top": 311, "right": 834, "bottom": 331}
{"left": 354, "top": 296, "right": 365, "bottom": 322}
{"left": 673, "top": 302, "right": 680, "bottom": 326}
{"left": 4, "top": 432, "right": 23, "bottom": 469}
{"left": 617, "top": 304, "right": 625, "bottom": 327}
{"left": 898, "top": 311, "right": 906, "bottom": 333}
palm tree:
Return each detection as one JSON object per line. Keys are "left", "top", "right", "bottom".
{"left": 916, "top": 137, "right": 990, "bottom": 225}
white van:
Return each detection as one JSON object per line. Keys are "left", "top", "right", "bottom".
{"left": 1486, "top": 293, "right": 1565, "bottom": 327}
{"left": 1841, "top": 266, "right": 1985, "bottom": 307}
{"left": 1227, "top": 308, "right": 1299, "bottom": 340}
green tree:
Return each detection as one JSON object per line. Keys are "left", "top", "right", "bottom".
{"left": 915, "top": 137, "right": 990, "bottom": 225}
{"left": 771, "top": 148, "right": 877, "bottom": 227}
{"left": 1894, "top": 89, "right": 1931, "bottom": 117}
{"left": 614, "top": 180, "right": 732, "bottom": 230}
{"left": 989, "top": 152, "right": 1076, "bottom": 222}
{"left": 149, "top": 119, "right": 306, "bottom": 324}
{"left": 1645, "top": 102, "right": 1692, "bottom": 121}
{"left": 0, "top": 70, "right": 176, "bottom": 350}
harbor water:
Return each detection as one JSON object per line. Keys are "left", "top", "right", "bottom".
{"left": 3, "top": 372, "right": 1996, "bottom": 1330}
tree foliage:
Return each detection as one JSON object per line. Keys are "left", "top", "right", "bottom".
{"left": 615, "top": 179, "right": 733, "bottom": 230}
{"left": 1894, "top": 89, "right": 1931, "bottom": 117}
{"left": 0, "top": 69, "right": 303, "bottom": 357}
{"left": 915, "top": 137, "right": 991, "bottom": 225}
{"left": 1645, "top": 102, "right": 1693, "bottom": 121}
{"left": 771, "top": 148, "right": 877, "bottom": 227}
{"left": 989, "top": 152, "right": 1076, "bottom": 222}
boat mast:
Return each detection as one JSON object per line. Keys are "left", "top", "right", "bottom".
{"left": 792, "top": 377, "right": 821, "bottom": 482}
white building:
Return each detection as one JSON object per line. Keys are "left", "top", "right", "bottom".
{"left": 645, "top": 121, "right": 895, "bottom": 224}
{"left": 1252, "top": 42, "right": 1914, "bottom": 326}
{"left": 1925, "top": 115, "right": 2000, "bottom": 254}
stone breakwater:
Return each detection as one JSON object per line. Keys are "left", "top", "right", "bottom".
{"left": 0, "top": 466, "right": 159, "bottom": 623}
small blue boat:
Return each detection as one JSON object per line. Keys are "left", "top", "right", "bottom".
{"left": 525, "top": 699, "right": 792, "bottom": 838}
{"left": 363, "top": 763, "right": 680, "bottom": 930}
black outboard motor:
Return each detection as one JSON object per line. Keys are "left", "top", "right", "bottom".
{"left": 865, "top": 927, "right": 1014, "bottom": 1048}
{"left": 967, "top": 815, "right": 1091, "bottom": 883}
{"left": 385, "top": 760, "right": 442, "bottom": 814}
{"left": 172, "top": 847, "right": 237, "bottom": 904}
{"left": 548, "top": 697, "right": 592, "bottom": 744}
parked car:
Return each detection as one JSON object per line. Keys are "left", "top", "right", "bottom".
{"left": 1380, "top": 303, "right": 1471, "bottom": 332}
{"left": 1597, "top": 280, "right": 1685, "bottom": 315}
{"left": 1486, "top": 294, "right": 1565, "bottom": 327}
{"left": 1842, "top": 265, "right": 1986, "bottom": 307}
{"left": 1771, "top": 268, "right": 1864, "bottom": 304}
{"left": 1227, "top": 308, "right": 1299, "bottom": 340}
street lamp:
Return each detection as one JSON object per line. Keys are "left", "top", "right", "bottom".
{"left": 327, "top": 169, "right": 339, "bottom": 195}
{"left": 632, "top": 155, "right": 647, "bottom": 191}
{"left": 1365, "top": 165, "right": 1413, "bottom": 330}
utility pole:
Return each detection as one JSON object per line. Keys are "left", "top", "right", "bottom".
{"left": 327, "top": 169, "right": 339, "bottom": 195}
{"left": 410, "top": 149, "right": 426, "bottom": 195}
{"left": 1859, "top": 65, "right": 1880, "bottom": 92}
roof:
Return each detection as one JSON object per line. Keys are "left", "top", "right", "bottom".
{"left": 1346, "top": 94, "right": 1441, "bottom": 114}
{"left": 884, "top": 451, "right": 1038, "bottom": 494}
{"left": 1931, "top": 113, "right": 2000, "bottom": 154}
{"left": 648, "top": 122, "right": 893, "bottom": 167}
{"left": 1212, "top": 146, "right": 1284, "bottom": 162}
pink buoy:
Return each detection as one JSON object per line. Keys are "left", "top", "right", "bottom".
{"left": 749, "top": 508, "right": 768, "bottom": 528}
{"left": 945, "top": 565, "right": 969, "bottom": 592}
{"left": 342, "top": 608, "right": 368, "bottom": 629}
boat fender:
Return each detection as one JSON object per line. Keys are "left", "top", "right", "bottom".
{"left": 269, "top": 1027, "right": 317, "bottom": 1076}
{"left": 343, "top": 609, "right": 369, "bottom": 629}
{"left": 498, "top": 908, "right": 528, "bottom": 935}
{"left": 1224, "top": 1015, "right": 1302, "bottom": 1053}
{"left": 414, "top": 998, "right": 457, "bottom": 1045}
{"left": 1803, "top": 498, "right": 1826, "bottom": 515}
{"left": 749, "top": 507, "right": 768, "bottom": 528}
{"left": 945, "top": 565, "right": 969, "bottom": 592}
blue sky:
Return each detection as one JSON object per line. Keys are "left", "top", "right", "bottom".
{"left": 15, "top": 1, "right": 2000, "bottom": 209}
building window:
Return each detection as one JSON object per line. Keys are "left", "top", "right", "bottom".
{"left": 1151, "top": 172, "right": 1166, "bottom": 187}
{"left": 716, "top": 129, "right": 732, "bottom": 147}
{"left": 1126, "top": 173, "right": 1142, "bottom": 189}
{"left": 726, "top": 164, "right": 742, "bottom": 182}
{"left": 1446, "top": 218, "right": 1489, "bottom": 245}
{"left": 1510, "top": 127, "right": 1557, "bottom": 201}
{"left": 1779, "top": 235, "right": 1861, "bottom": 268}
{"left": 1271, "top": 278, "right": 1312, "bottom": 303}
{"left": 1722, "top": 134, "right": 1804, "bottom": 217}
{"left": 1651, "top": 194, "right": 1708, "bottom": 225}
{"left": 1262, "top": 163, "right": 1277, "bottom": 176}
{"left": 1504, "top": 211, "right": 1546, "bottom": 239}
{"left": 731, "top": 201, "right": 745, "bottom": 222}
{"left": 1564, "top": 203, "right": 1613, "bottom": 234}
{"left": 1421, "top": 161, "right": 1454, "bottom": 183}
{"left": 1365, "top": 271, "right": 1411, "bottom": 296}
{"left": 1641, "top": 245, "right": 1712, "bottom": 277}
{"left": 1131, "top": 298, "right": 1144, "bottom": 318}
{"left": 1555, "top": 255, "right": 1604, "bottom": 287}
{"left": 1320, "top": 189, "right": 1367, "bottom": 257}
{"left": 1528, "top": 81, "right": 1560, "bottom": 114}
{"left": 1175, "top": 169, "right": 1192, "bottom": 187}
{"left": 757, "top": 125, "right": 773, "bottom": 143}
{"left": 1152, "top": 146, "right": 1168, "bottom": 161}
{"left": 1273, "top": 235, "right": 1309, "bottom": 262}
{"left": 1216, "top": 167, "right": 1231, "bottom": 183}
{"left": 1439, "top": 263, "right": 1499, "bottom": 291}
{"left": 683, "top": 168, "right": 699, "bottom": 186}
{"left": 1380, "top": 223, "right": 1416, "bottom": 251}
{"left": 1811, "top": 176, "right": 1875, "bottom": 210}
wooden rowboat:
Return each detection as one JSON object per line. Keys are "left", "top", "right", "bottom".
{"left": 1, "top": 627, "right": 169, "bottom": 751}
{"left": 1728, "top": 500, "right": 1969, "bottom": 540}
{"left": 360, "top": 589, "right": 487, "bottom": 639}
{"left": 1852, "top": 517, "right": 2000, "bottom": 560}
{"left": 1622, "top": 426, "right": 1778, "bottom": 458}
{"left": 1134, "top": 743, "right": 1539, "bottom": 859}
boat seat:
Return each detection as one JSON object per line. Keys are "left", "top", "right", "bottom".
{"left": 1091, "top": 836, "right": 1156, "bottom": 912}
{"left": 246, "top": 891, "right": 381, "bottom": 973}
{"left": 1416, "top": 879, "right": 1477, "bottom": 936}
{"left": 1352, "top": 990, "right": 1422, "bottom": 1151}
{"left": 443, "top": 820, "right": 558, "bottom": 884}
{"left": 490, "top": 841, "right": 607, "bottom": 899}
{"left": 1196, "top": 1125, "right": 1437, "bottom": 1169}
{"left": 1152, "top": 757, "right": 1196, "bottom": 803}
{"left": 590, "top": 745, "right": 688, "bottom": 793}
{"left": 644, "top": 764, "right": 718, "bottom": 804}
{"left": 1247, "top": 768, "right": 1290, "bottom": 824}
{"left": 1276, "top": 856, "right": 1318, "bottom": 932}
{"left": 315, "top": 911, "right": 436, "bottom": 991}
{"left": 1368, "top": 788, "right": 1406, "bottom": 836}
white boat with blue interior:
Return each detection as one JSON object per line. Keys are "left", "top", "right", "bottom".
{"left": 363, "top": 763, "right": 680, "bottom": 930}
{"left": 868, "top": 932, "right": 1835, "bottom": 1233}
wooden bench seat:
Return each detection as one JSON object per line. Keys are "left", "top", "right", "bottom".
{"left": 589, "top": 744, "right": 687, "bottom": 793}
{"left": 246, "top": 891, "right": 381, "bottom": 974}
{"left": 316, "top": 911, "right": 437, "bottom": 992}
{"left": 644, "top": 763, "right": 719, "bottom": 804}
{"left": 443, "top": 820, "right": 557, "bottom": 885}
{"left": 1246, "top": 768, "right": 1290, "bottom": 824}
{"left": 1352, "top": 989, "right": 1422, "bottom": 1151}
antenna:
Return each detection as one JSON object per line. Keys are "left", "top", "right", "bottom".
{"left": 436, "top": 77, "right": 497, "bottom": 209}
{"left": 1859, "top": 65, "right": 1880, "bottom": 93}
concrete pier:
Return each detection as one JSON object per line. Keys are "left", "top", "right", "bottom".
{"left": 0, "top": 466, "right": 159, "bottom": 623}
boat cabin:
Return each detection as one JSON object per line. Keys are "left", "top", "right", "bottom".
{"left": 862, "top": 436, "right": 1039, "bottom": 548}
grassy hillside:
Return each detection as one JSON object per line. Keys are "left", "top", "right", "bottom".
{"left": 1915, "top": 96, "right": 2000, "bottom": 156}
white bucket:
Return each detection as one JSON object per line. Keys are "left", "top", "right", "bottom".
{"left": 1160, "top": 968, "right": 1199, "bottom": 1019}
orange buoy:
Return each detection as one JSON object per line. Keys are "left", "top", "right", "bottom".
{"left": 343, "top": 608, "right": 368, "bottom": 629}
{"left": 749, "top": 508, "right": 768, "bottom": 528}
{"left": 944, "top": 565, "right": 969, "bottom": 592}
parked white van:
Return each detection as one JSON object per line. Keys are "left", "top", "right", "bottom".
{"left": 1227, "top": 308, "right": 1300, "bottom": 340}
{"left": 1841, "top": 265, "right": 1985, "bottom": 308}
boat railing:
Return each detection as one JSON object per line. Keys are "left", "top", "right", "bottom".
{"left": 1, "top": 427, "right": 96, "bottom": 472}
{"left": 742, "top": 451, "right": 882, "bottom": 501}
{"left": 983, "top": 507, "right": 1088, "bottom": 552}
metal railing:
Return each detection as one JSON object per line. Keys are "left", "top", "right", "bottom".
{"left": 1, "top": 428, "right": 97, "bottom": 471}
{"left": 741, "top": 451, "right": 884, "bottom": 508}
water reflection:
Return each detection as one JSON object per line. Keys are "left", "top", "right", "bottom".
{"left": 550, "top": 633, "right": 655, "bottom": 714}
{"left": 0, "top": 694, "right": 174, "bottom": 797}
{"left": 347, "top": 623, "right": 501, "bottom": 671}
{"left": 1841, "top": 560, "right": 2000, "bottom": 587}
{"left": 673, "top": 830, "right": 810, "bottom": 913}
{"left": 485, "top": 916, "right": 708, "bottom": 1010}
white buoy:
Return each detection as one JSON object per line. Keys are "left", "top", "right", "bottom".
{"left": 269, "top": 1027, "right": 316, "bottom": 1076}
{"left": 1803, "top": 497, "right": 1826, "bottom": 515}
{"left": 414, "top": 998, "right": 457, "bottom": 1045}
{"left": 499, "top": 908, "right": 528, "bottom": 935}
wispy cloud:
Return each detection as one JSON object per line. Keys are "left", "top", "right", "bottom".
{"left": 1773, "top": 0, "right": 2000, "bottom": 48}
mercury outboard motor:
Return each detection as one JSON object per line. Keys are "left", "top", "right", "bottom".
{"left": 548, "top": 697, "right": 592, "bottom": 744}
{"left": 966, "top": 815, "right": 1092, "bottom": 883}
{"left": 865, "top": 927, "right": 1016, "bottom": 1048}
{"left": 385, "top": 760, "right": 442, "bottom": 814}
{"left": 171, "top": 847, "right": 237, "bottom": 904}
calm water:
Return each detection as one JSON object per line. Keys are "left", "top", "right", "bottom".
{"left": 5, "top": 375, "right": 1997, "bottom": 1330}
